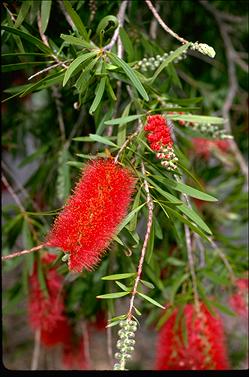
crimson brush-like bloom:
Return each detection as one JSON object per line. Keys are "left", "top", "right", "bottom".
{"left": 28, "top": 254, "right": 72, "bottom": 346}
{"left": 155, "top": 303, "right": 229, "bottom": 370}
{"left": 46, "top": 158, "right": 135, "bottom": 272}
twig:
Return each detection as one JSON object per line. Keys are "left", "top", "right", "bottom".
{"left": 114, "top": 128, "right": 142, "bottom": 163}
{"left": 145, "top": 0, "right": 188, "bottom": 44}
{"left": 28, "top": 61, "right": 68, "bottom": 81}
{"left": 82, "top": 322, "right": 91, "bottom": 370}
{"left": 174, "top": 175, "right": 200, "bottom": 311}
{"left": 57, "top": 0, "right": 74, "bottom": 29}
{"left": 103, "top": 0, "right": 128, "bottom": 51}
{"left": 127, "top": 161, "right": 154, "bottom": 320}
{"left": 37, "top": 12, "right": 68, "bottom": 69}
{"left": 149, "top": 1, "right": 160, "bottom": 39}
{"left": 2, "top": 174, "right": 25, "bottom": 213}
{"left": 31, "top": 329, "right": 41, "bottom": 370}
{"left": 2, "top": 160, "right": 45, "bottom": 215}
{"left": 2, "top": 244, "right": 44, "bottom": 261}
{"left": 51, "top": 86, "right": 66, "bottom": 142}
{"left": 200, "top": 0, "right": 248, "bottom": 188}
{"left": 208, "top": 237, "right": 236, "bottom": 283}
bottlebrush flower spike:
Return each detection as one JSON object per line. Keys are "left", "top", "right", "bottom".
{"left": 155, "top": 302, "right": 229, "bottom": 370}
{"left": 46, "top": 158, "right": 135, "bottom": 272}
{"left": 28, "top": 254, "right": 72, "bottom": 346}
{"left": 144, "top": 115, "right": 178, "bottom": 171}
{"left": 191, "top": 138, "right": 230, "bottom": 160}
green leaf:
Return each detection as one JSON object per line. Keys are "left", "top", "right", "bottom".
{"left": 20, "top": 70, "right": 65, "bottom": 97}
{"left": 145, "top": 221, "right": 154, "bottom": 263}
{"left": 63, "top": 51, "right": 98, "bottom": 86}
{"left": 167, "top": 114, "right": 224, "bottom": 125}
{"left": 41, "top": 0, "right": 52, "bottom": 33}
{"left": 63, "top": 0, "right": 89, "bottom": 40}
{"left": 170, "top": 273, "right": 189, "bottom": 303}
{"left": 88, "top": 133, "right": 117, "bottom": 147}
{"left": 2, "top": 26, "right": 52, "bottom": 54}
{"left": 89, "top": 76, "right": 106, "bottom": 114}
{"left": 166, "top": 257, "right": 185, "bottom": 266}
{"left": 134, "top": 306, "right": 142, "bottom": 316}
{"left": 137, "top": 292, "right": 165, "bottom": 309}
{"left": 128, "top": 188, "right": 141, "bottom": 232}
{"left": 140, "top": 279, "right": 155, "bottom": 289}
{"left": 102, "top": 273, "right": 136, "bottom": 280}
{"left": 147, "top": 42, "right": 191, "bottom": 84}
{"left": 117, "top": 203, "right": 146, "bottom": 234}
{"left": 15, "top": 1, "right": 32, "bottom": 28}
{"left": 57, "top": 148, "right": 71, "bottom": 201}
{"left": 60, "top": 34, "right": 93, "bottom": 49}
{"left": 202, "top": 270, "right": 230, "bottom": 286}
{"left": 153, "top": 176, "right": 217, "bottom": 202}
{"left": 18, "top": 145, "right": 49, "bottom": 167}
{"left": 2, "top": 61, "right": 54, "bottom": 72}
{"left": 108, "top": 52, "right": 149, "bottom": 101}
{"left": 115, "top": 281, "right": 130, "bottom": 291}
{"left": 117, "top": 103, "right": 130, "bottom": 147}
{"left": 119, "top": 27, "right": 134, "bottom": 62}
{"left": 97, "top": 291, "right": 130, "bottom": 299}
{"left": 104, "top": 114, "right": 143, "bottom": 126}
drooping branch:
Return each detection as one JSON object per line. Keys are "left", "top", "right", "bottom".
{"left": 145, "top": 0, "right": 188, "bottom": 44}
{"left": 200, "top": 0, "right": 248, "bottom": 188}
{"left": 127, "top": 161, "right": 154, "bottom": 320}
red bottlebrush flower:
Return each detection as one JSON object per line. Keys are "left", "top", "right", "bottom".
{"left": 46, "top": 158, "right": 135, "bottom": 272}
{"left": 144, "top": 115, "right": 173, "bottom": 150}
{"left": 28, "top": 254, "right": 72, "bottom": 347}
{"left": 155, "top": 303, "right": 230, "bottom": 370}
{"left": 191, "top": 138, "right": 230, "bottom": 160}
{"left": 62, "top": 336, "right": 88, "bottom": 370}
{"left": 144, "top": 115, "right": 178, "bottom": 170}
{"left": 229, "top": 278, "right": 248, "bottom": 317}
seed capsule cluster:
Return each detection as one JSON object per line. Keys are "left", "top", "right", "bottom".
{"left": 137, "top": 50, "right": 187, "bottom": 72}
{"left": 113, "top": 319, "right": 138, "bottom": 370}
{"left": 156, "top": 145, "right": 178, "bottom": 171}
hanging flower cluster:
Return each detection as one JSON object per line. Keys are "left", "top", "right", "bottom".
{"left": 155, "top": 303, "right": 229, "bottom": 370}
{"left": 28, "top": 254, "right": 72, "bottom": 347}
{"left": 191, "top": 138, "right": 230, "bottom": 160}
{"left": 46, "top": 158, "right": 135, "bottom": 272}
{"left": 28, "top": 254, "right": 88, "bottom": 369}
{"left": 144, "top": 115, "right": 178, "bottom": 171}
{"left": 229, "top": 277, "right": 248, "bottom": 317}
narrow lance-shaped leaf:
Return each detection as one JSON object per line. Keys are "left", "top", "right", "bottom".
{"left": 89, "top": 76, "right": 107, "bottom": 114}
{"left": 108, "top": 52, "right": 149, "bottom": 101}
{"left": 137, "top": 291, "right": 165, "bottom": 309}
{"left": 2, "top": 26, "right": 52, "bottom": 54}
{"left": 41, "top": 0, "right": 52, "bottom": 33}
{"left": 63, "top": 0, "right": 89, "bottom": 40}
{"left": 102, "top": 272, "right": 136, "bottom": 280}
{"left": 97, "top": 291, "right": 130, "bottom": 299}
{"left": 63, "top": 51, "right": 98, "bottom": 86}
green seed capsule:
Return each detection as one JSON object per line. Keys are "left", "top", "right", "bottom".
{"left": 115, "top": 353, "right": 122, "bottom": 360}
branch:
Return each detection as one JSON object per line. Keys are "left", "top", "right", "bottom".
{"left": 114, "top": 127, "right": 142, "bottom": 163}
{"left": 149, "top": 1, "right": 160, "bottom": 39}
{"left": 31, "top": 329, "right": 41, "bottom": 370}
{"left": 51, "top": 86, "right": 66, "bottom": 142}
{"left": 174, "top": 175, "right": 200, "bottom": 311}
{"left": 127, "top": 161, "right": 154, "bottom": 320}
{"left": 28, "top": 61, "right": 69, "bottom": 81}
{"left": 103, "top": 0, "right": 128, "bottom": 51}
{"left": 145, "top": 0, "right": 188, "bottom": 44}
{"left": 200, "top": 0, "right": 248, "bottom": 187}
{"left": 2, "top": 244, "right": 44, "bottom": 261}
{"left": 82, "top": 322, "right": 91, "bottom": 370}
{"left": 2, "top": 174, "right": 25, "bottom": 213}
